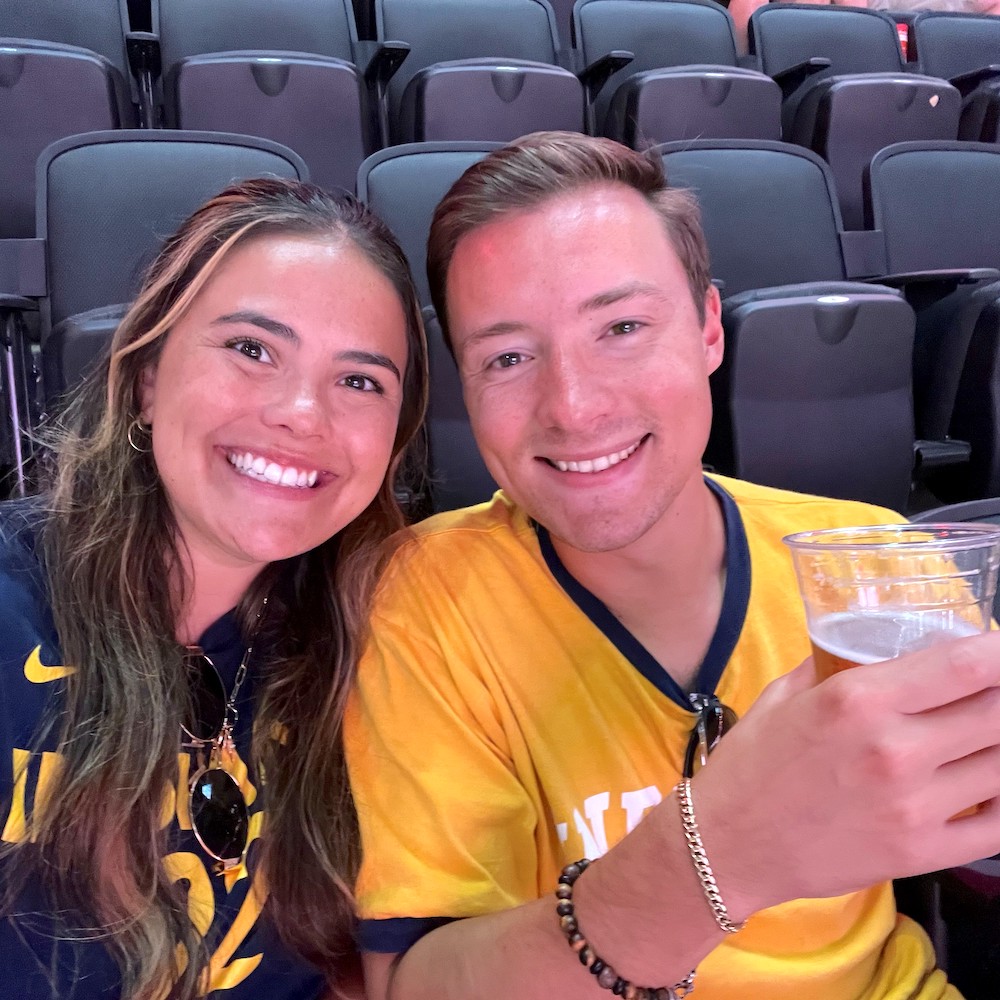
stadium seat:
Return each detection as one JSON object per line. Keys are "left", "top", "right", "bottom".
{"left": 0, "top": 130, "right": 308, "bottom": 491}
{"left": 748, "top": 4, "right": 960, "bottom": 230}
{"left": 0, "top": 39, "right": 134, "bottom": 239}
{"left": 863, "top": 141, "right": 1000, "bottom": 477}
{"left": 658, "top": 139, "right": 917, "bottom": 510}
{"left": 911, "top": 11, "right": 1000, "bottom": 141}
{"left": 0, "top": 0, "right": 155, "bottom": 122}
{"left": 375, "top": 0, "right": 585, "bottom": 143}
{"left": 574, "top": 0, "right": 781, "bottom": 146}
{"left": 357, "top": 142, "right": 499, "bottom": 306}
{"left": 155, "top": 0, "right": 405, "bottom": 192}
{"left": 422, "top": 307, "right": 498, "bottom": 512}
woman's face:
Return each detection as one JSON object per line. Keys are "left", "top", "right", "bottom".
{"left": 139, "top": 234, "right": 409, "bottom": 577}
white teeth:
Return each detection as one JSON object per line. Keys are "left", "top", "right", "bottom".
{"left": 551, "top": 440, "right": 641, "bottom": 474}
{"left": 226, "top": 450, "right": 322, "bottom": 489}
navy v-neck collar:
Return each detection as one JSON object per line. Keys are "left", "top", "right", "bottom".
{"left": 536, "top": 477, "right": 751, "bottom": 711}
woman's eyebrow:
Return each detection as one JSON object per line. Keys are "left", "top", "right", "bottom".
{"left": 213, "top": 310, "right": 298, "bottom": 342}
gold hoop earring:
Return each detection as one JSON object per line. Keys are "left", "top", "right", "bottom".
{"left": 127, "top": 417, "right": 152, "bottom": 454}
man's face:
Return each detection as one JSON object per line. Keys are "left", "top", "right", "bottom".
{"left": 446, "top": 182, "right": 724, "bottom": 555}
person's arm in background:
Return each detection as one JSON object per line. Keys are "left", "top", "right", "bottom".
{"left": 358, "top": 632, "right": 1000, "bottom": 1000}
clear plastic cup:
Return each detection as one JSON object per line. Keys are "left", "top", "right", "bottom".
{"left": 784, "top": 524, "right": 1000, "bottom": 681}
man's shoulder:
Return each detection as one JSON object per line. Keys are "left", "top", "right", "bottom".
{"left": 711, "top": 474, "right": 901, "bottom": 532}
{"left": 391, "top": 492, "right": 536, "bottom": 563}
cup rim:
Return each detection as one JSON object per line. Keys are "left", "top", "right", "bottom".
{"left": 783, "top": 522, "right": 1000, "bottom": 552}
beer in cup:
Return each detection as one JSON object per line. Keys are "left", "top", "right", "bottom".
{"left": 784, "top": 524, "right": 1000, "bottom": 681}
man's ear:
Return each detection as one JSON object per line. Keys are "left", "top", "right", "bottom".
{"left": 702, "top": 284, "right": 724, "bottom": 376}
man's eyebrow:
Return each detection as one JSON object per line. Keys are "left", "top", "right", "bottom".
{"left": 213, "top": 310, "right": 298, "bottom": 342}
{"left": 462, "top": 320, "right": 530, "bottom": 349}
{"left": 335, "top": 349, "right": 401, "bottom": 381}
{"left": 579, "top": 282, "right": 668, "bottom": 312}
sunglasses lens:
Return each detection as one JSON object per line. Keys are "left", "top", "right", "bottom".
{"left": 183, "top": 652, "right": 227, "bottom": 743}
{"left": 190, "top": 769, "right": 249, "bottom": 865}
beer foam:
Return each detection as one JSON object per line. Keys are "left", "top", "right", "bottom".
{"left": 810, "top": 610, "right": 982, "bottom": 665}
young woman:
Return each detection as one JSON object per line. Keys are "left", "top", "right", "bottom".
{"left": 0, "top": 178, "right": 427, "bottom": 999}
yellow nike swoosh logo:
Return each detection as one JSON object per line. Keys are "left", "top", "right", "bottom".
{"left": 24, "top": 645, "right": 75, "bottom": 684}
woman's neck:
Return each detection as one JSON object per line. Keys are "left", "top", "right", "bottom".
{"left": 172, "top": 555, "right": 262, "bottom": 645}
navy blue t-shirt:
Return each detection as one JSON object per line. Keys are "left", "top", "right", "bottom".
{"left": 0, "top": 500, "right": 326, "bottom": 999}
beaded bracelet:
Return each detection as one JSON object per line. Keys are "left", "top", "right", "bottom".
{"left": 556, "top": 858, "right": 697, "bottom": 1000}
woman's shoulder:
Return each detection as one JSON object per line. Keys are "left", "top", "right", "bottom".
{"left": 0, "top": 496, "right": 46, "bottom": 567}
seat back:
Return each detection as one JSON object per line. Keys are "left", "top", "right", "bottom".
{"left": 721, "top": 289, "right": 915, "bottom": 510}
{"left": 866, "top": 141, "right": 1000, "bottom": 443}
{"left": 808, "top": 74, "right": 960, "bottom": 231}
{"left": 0, "top": 40, "right": 131, "bottom": 239}
{"left": 0, "top": 0, "right": 133, "bottom": 79}
{"left": 38, "top": 131, "right": 308, "bottom": 345}
{"left": 401, "top": 59, "right": 584, "bottom": 141}
{"left": 357, "top": 142, "right": 498, "bottom": 306}
{"left": 423, "top": 307, "right": 498, "bottom": 511}
{"left": 749, "top": 5, "right": 905, "bottom": 77}
{"left": 154, "top": 0, "right": 359, "bottom": 67}
{"left": 867, "top": 141, "right": 1000, "bottom": 273}
{"left": 657, "top": 140, "right": 849, "bottom": 295}
{"left": 574, "top": 0, "right": 739, "bottom": 130}
{"left": 168, "top": 53, "right": 369, "bottom": 192}
{"left": 375, "top": 0, "right": 560, "bottom": 139}
{"left": 913, "top": 11, "right": 1000, "bottom": 83}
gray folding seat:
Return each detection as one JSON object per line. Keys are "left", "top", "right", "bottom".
{"left": 376, "top": 0, "right": 586, "bottom": 143}
{"left": 358, "top": 144, "right": 499, "bottom": 511}
{"left": 574, "top": 0, "right": 781, "bottom": 146}
{"left": 422, "top": 307, "right": 498, "bottom": 512}
{"left": 156, "top": 0, "right": 407, "bottom": 191}
{"left": 0, "top": 0, "right": 155, "bottom": 122}
{"left": 912, "top": 11, "right": 1000, "bottom": 141}
{"left": 357, "top": 142, "right": 499, "bottom": 306}
{"left": 0, "top": 39, "right": 134, "bottom": 239}
{"left": 0, "top": 0, "right": 141, "bottom": 238}
{"left": 749, "top": 5, "right": 960, "bottom": 230}
{"left": 864, "top": 141, "right": 1000, "bottom": 493}
{"left": 658, "top": 139, "right": 918, "bottom": 510}
{"left": 0, "top": 131, "right": 307, "bottom": 491}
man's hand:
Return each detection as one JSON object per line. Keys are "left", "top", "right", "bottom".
{"left": 693, "top": 630, "right": 1000, "bottom": 920}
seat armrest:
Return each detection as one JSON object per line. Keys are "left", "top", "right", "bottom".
{"left": 863, "top": 269, "right": 1000, "bottom": 304}
{"left": 357, "top": 40, "right": 409, "bottom": 89}
{"left": 578, "top": 50, "right": 634, "bottom": 103}
{"left": 771, "top": 57, "right": 831, "bottom": 97}
{"left": 126, "top": 31, "right": 162, "bottom": 127}
{"left": 0, "top": 296, "right": 38, "bottom": 313}
{"left": 914, "top": 438, "right": 971, "bottom": 471}
{"left": 950, "top": 64, "right": 1000, "bottom": 98}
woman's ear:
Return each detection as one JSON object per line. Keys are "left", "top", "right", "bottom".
{"left": 138, "top": 363, "right": 157, "bottom": 424}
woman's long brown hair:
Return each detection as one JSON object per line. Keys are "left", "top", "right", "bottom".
{"left": 1, "top": 179, "right": 428, "bottom": 999}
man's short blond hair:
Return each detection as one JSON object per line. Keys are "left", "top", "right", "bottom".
{"left": 426, "top": 131, "right": 713, "bottom": 351}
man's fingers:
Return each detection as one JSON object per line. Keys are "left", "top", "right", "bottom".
{"left": 835, "top": 630, "right": 1000, "bottom": 715}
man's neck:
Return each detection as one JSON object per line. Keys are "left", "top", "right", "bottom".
{"left": 551, "top": 475, "right": 727, "bottom": 692}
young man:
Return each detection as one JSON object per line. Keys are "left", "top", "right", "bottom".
{"left": 344, "top": 133, "right": 1000, "bottom": 1000}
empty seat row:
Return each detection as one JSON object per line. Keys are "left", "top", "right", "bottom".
{"left": 4, "top": 0, "right": 1000, "bottom": 242}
